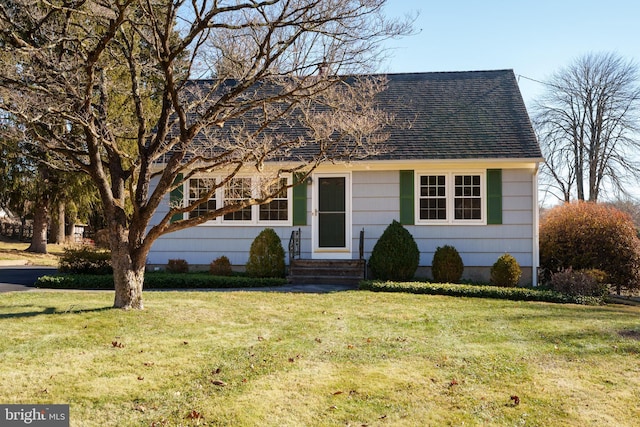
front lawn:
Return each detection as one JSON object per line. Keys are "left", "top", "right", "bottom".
{"left": 0, "top": 236, "right": 64, "bottom": 266}
{"left": 1, "top": 290, "right": 638, "bottom": 426}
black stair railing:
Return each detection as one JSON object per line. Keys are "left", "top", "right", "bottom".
{"left": 288, "top": 228, "right": 301, "bottom": 264}
{"left": 359, "top": 228, "right": 366, "bottom": 279}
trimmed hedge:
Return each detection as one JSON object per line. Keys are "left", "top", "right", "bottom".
{"left": 35, "top": 273, "right": 287, "bottom": 290}
{"left": 359, "top": 280, "right": 605, "bottom": 305}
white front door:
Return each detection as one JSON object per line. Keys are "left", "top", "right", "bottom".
{"left": 312, "top": 173, "right": 351, "bottom": 259}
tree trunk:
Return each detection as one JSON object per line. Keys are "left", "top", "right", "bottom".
{"left": 26, "top": 194, "right": 49, "bottom": 253}
{"left": 575, "top": 142, "right": 585, "bottom": 200}
{"left": 110, "top": 225, "right": 146, "bottom": 310}
{"left": 50, "top": 201, "right": 65, "bottom": 244}
{"left": 112, "top": 258, "right": 145, "bottom": 309}
{"left": 66, "top": 221, "right": 75, "bottom": 243}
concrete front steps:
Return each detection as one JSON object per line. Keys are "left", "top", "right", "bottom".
{"left": 287, "top": 259, "right": 366, "bottom": 285}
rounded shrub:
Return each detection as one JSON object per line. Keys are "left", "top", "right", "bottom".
{"left": 431, "top": 245, "right": 463, "bottom": 283}
{"left": 539, "top": 201, "right": 640, "bottom": 293}
{"left": 490, "top": 254, "right": 522, "bottom": 287}
{"left": 246, "top": 228, "right": 285, "bottom": 278}
{"left": 369, "top": 220, "right": 419, "bottom": 281}
{"left": 209, "top": 256, "right": 233, "bottom": 276}
{"left": 166, "top": 259, "right": 189, "bottom": 273}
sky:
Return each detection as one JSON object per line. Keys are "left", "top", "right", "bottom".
{"left": 377, "top": 0, "right": 640, "bottom": 109}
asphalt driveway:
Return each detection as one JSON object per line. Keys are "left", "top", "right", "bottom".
{"left": 0, "top": 266, "right": 57, "bottom": 292}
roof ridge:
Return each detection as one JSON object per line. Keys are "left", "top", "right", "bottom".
{"left": 188, "top": 69, "right": 515, "bottom": 83}
{"left": 374, "top": 69, "right": 514, "bottom": 76}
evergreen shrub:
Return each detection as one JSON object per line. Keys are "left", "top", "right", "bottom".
{"left": 246, "top": 228, "right": 285, "bottom": 278}
{"left": 368, "top": 220, "right": 419, "bottom": 281}
{"left": 490, "top": 254, "right": 522, "bottom": 287}
{"left": 431, "top": 245, "right": 463, "bottom": 283}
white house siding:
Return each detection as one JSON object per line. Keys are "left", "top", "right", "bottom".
{"left": 146, "top": 177, "right": 311, "bottom": 268}
{"left": 147, "top": 168, "right": 537, "bottom": 283}
{"left": 351, "top": 168, "right": 536, "bottom": 283}
{"left": 147, "top": 226, "right": 294, "bottom": 267}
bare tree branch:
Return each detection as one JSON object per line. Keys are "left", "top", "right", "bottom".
{"left": 533, "top": 52, "right": 640, "bottom": 202}
{"left": 0, "top": 0, "right": 412, "bottom": 309}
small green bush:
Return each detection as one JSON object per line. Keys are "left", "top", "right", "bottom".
{"left": 490, "top": 254, "right": 522, "bottom": 287}
{"left": 549, "top": 268, "right": 609, "bottom": 297}
{"left": 166, "top": 259, "right": 189, "bottom": 273}
{"left": 58, "top": 246, "right": 112, "bottom": 275}
{"left": 368, "top": 220, "right": 420, "bottom": 281}
{"left": 246, "top": 228, "right": 285, "bottom": 278}
{"left": 431, "top": 245, "right": 463, "bottom": 283}
{"left": 210, "top": 256, "right": 233, "bottom": 276}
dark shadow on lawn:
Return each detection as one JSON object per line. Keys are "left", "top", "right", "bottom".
{"left": 0, "top": 306, "right": 113, "bottom": 319}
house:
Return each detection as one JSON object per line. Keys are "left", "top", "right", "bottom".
{"left": 147, "top": 70, "right": 543, "bottom": 285}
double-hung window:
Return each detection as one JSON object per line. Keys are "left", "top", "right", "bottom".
{"left": 259, "top": 178, "right": 289, "bottom": 221}
{"left": 419, "top": 175, "right": 447, "bottom": 220}
{"left": 454, "top": 175, "right": 482, "bottom": 220}
{"left": 187, "top": 178, "right": 217, "bottom": 218}
{"left": 185, "top": 175, "right": 291, "bottom": 225}
{"left": 224, "top": 177, "right": 253, "bottom": 221}
{"left": 417, "top": 172, "right": 484, "bottom": 224}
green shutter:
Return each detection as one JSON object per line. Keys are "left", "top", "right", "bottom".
{"left": 487, "top": 169, "right": 502, "bottom": 225}
{"left": 399, "top": 170, "right": 415, "bottom": 225}
{"left": 170, "top": 173, "right": 184, "bottom": 223}
{"left": 292, "top": 173, "right": 307, "bottom": 226}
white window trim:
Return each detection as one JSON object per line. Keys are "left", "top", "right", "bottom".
{"left": 185, "top": 174, "right": 292, "bottom": 226}
{"left": 415, "top": 170, "right": 486, "bottom": 225}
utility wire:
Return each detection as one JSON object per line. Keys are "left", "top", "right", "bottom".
{"left": 517, "top": 74, "right": 565, "bottom": 91}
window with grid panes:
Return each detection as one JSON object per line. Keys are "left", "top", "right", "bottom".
{"left": 187, "top": 178, "right": 216, "bottom": 218}
{"left": 259, "top": 178, "right": 288, "bottom": 221}
{"left": 419, "top": 175, "right": 447, "bottom": 220}
{"left": 223, "top": 177, "right": 252, "bottom": 221}
{"left": 454, "top": 175, "right": 481, "bottom": 220}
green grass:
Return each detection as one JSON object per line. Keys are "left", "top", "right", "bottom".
{"left": 0, "top": 236, "right": 63, "bottom": 266}
{"left": 1, "top": 290, "right": 639, "bottom": 426}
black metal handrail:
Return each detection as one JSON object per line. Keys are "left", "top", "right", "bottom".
{"left": 288, "top": 228, "right": 301, "bottom": 264}
{"left": 359, "top": 228, "right": 365, "bottom": 260}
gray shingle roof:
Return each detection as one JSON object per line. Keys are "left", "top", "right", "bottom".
{"left": 374, "top": 70, "right": 541, "bottom": 160}
{"left": 175, "top": 69, "right": 541, "bottom": 164}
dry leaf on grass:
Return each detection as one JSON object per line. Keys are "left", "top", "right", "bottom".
{"left": 186, "top": 410, "right": 203, "bottom": 419}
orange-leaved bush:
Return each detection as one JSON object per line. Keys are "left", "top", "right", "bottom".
{"left": 539, "top": 201, "right": 640, "bottom": 293}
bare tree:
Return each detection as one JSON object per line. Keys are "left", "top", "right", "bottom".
{"left": 533, "top": 52, "right": 640, "bottom": 202}
{"left": 0, "top": 0, "right": 411, "bottom": 309}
